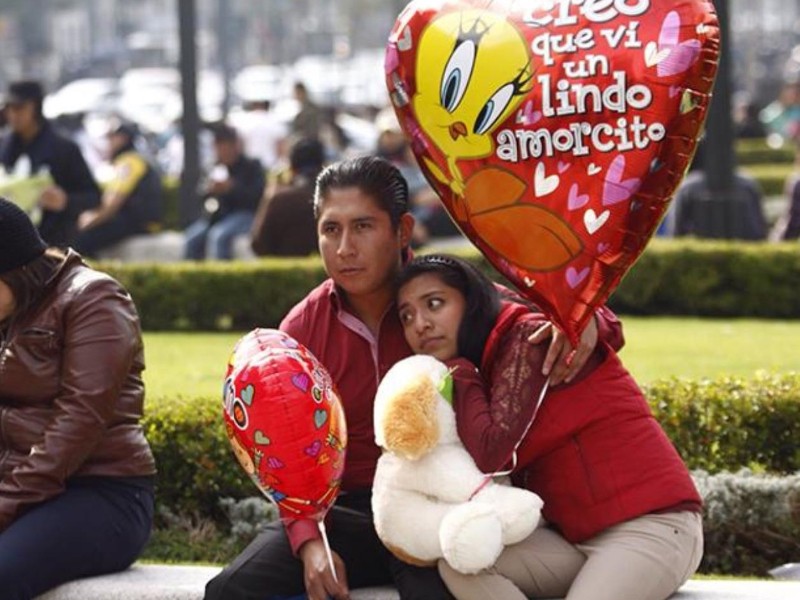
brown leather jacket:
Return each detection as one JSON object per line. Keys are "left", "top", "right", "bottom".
{"left": 0, "top": 251, "right": 156, "bottom": 530}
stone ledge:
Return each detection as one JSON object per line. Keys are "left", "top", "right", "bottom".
{"left": 674, "top": 579, "right": 800, "bottom": 599}
{"left": 94, "top": 231, "right": 255, "bottom": 263}
{"left": 34, "top": 564, "right": 800, "bottom": 600}
{"left": 34, "top": 564, "right": 399, "bottom": 600}
{"left": 35, "top": 565, "right": 220, "bottom": 600}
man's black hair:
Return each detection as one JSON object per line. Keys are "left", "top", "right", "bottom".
{"left": 290, "top": 138, "right": 325, "bottom": 176}
{"left": 314, "top": 156, "right": 409, "bottom": 229}
{"left": 210, "top": 122, "right": 239, "bottom": 143}
{"left": 7, "top": 80, "right": 45, "bottom": 120}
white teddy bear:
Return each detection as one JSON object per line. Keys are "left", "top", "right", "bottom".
{"left": 372, "top": 355, "right": 543, "bottom": 574}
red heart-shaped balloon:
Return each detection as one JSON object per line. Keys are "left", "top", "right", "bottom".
{"left": 223, "top": 329, "right": 347, "bottom": 521}
{"left": 386, "top": 0, "right": 719, "bottom": 342}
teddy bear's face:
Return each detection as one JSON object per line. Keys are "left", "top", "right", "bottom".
{"left": 380, "top": 375, "right": 439, "bottom": 460}
{"left": 374, "top": 355, "right": 459, "bottom": 460}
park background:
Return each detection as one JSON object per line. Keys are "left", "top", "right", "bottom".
{"left": 0, "top": 0, "right": 798, "bottom": 580}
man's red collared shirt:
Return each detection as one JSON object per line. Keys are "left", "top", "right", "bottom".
{"left": 279, "top": 279, "right": 412, "bottom": 553}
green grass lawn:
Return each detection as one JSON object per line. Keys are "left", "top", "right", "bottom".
{"left": 617, "top": 317, "right": 799, "bottom": 382}
{"left": 142, "top": 318, "right": 800, "bottom": 399}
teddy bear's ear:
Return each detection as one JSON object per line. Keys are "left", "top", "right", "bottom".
{"left": 381, "top": 376, "right": 440, "bottom": 460}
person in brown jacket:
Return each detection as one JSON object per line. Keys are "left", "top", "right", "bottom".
{"left": 250, "top": 138, "right": 324, "bottom": 257}
{"left": 0, "top": 197, "right": 156, "bottom": 599}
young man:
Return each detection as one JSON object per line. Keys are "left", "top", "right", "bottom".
{"left": 205, "top": 157, "right": 620, "bottom": 600}
{"left": 250, "top": 137, "right": 324, "bottom": 257}
{"left": 73, "top": 121, "right": 163, "bottom": 258}
{"left": 184, "top": 124, "right": 266, "bottom": 260}
{"left": 0, "top": 80, "right": 101, "bottom": 247}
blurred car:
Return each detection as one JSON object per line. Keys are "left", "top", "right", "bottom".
{"left": 292, "top": 55, "right": 344, "bottom": 105}
{"left": 118, "top": 67, "right": 180, "bottom": 94}
{"left": 233, "top": 64, "right": 288, "bottom": 103}
{"left": 43, "top": 78, "right": 119, "bottom": 118}
{"left": 197, "top": 70, "right": 227, "bottom": 122}
{"left": 116, "top": 68, "right": 226, "bottom": 134}
{"left": 339, "top": 49, "right": 388, "bottom": 108}
{"left": 117, "top": 85, "right": 182, "bottom": 135}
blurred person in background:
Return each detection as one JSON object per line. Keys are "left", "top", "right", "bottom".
{"left": 374, "top": 107, "right": 459, "bottom": 246}
{"left": 0, "top": 80, "right": 101, "bottom": 247}
{"left": 319, "top": 106, "right": 352, "bottom": 161}
{"left": 53, "top": 111, "right": 106, "bottom": 174}
{"left": 184, "top": 124, "right": 265, "bottom": 260}
{"left": 0, "top": 198, "right": 156, "bottom": 599}
{"left": 772, "top": 140, "right": 800, "bottom": 240}
{"left": 760, "top": 80, "right": 800, "bottom": 142}
{"left": 733, "top": 93, "right": 766, "bottom": 140}
{"left": 72, "top": 121, "right": 163, "bottom": 258}
{"left": 291, "top": 82, "right": 323, "bottom": 142}
{"left": 230, "top": 98, "right": 287, "bottom": 174}
{"left": 157, "top": 118, "right": 216, "bottom": 179}
{"left": 669, "top": 142, "right": 768, "bottom": 241}
{"left": 251, "top": 137, "right": 325, "bottom": 257}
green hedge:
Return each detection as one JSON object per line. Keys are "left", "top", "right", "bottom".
{"left": 98, "top": 241, "right": 800, "bottom": 331}
{"left": 140, "top": 470, "right": 800, "bottom": 575}
{"left": 609, "top": 240, "right": 800, "bottom": 317}
{"left": 693, "top": 469, "right": 800, "bottom": 576}
{"left": 736, "top": 138, "right": 795, "bottom": 166}
{"left": 145, "top": 373, "right": 800, "bottom": 521}
{"left": 104, "top": 257, "right": 327, "bottom": 330}
{"left": 143, "top": 394, "right": 249, "bottom": 521}
{"left": 743, "top": 162, "right": 794, "bottom": 196}
{"left": 647, "top": 374, "right": 800, "bottom": 473}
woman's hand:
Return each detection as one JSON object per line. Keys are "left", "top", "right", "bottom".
{"left": 299, "top": 539, "right": 350, "bottom": 600}
{"left": 528, "top": 315, "right": 598, "bottom": 385}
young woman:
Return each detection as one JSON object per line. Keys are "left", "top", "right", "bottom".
{"left": 0, "top": 198, "right": 156, "bottom": 599}
{"left": 395, "top": 254, "right": 703, "bottom": 600}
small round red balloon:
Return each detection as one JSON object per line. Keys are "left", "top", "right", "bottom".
{"left": 223, "top": 329, "right": 347, "bottom": 521}
{"left": 385, "top": 0, "right": 720, "bottom": 343}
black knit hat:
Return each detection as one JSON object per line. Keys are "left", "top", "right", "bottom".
{"left": 0, "top": 197, "right": 48, "bottom": 274}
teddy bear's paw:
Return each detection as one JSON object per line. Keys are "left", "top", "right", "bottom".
{"left": 473, "top": 485, "right": 543, "bottom": 546}
{"left": 440, "top": 503, "right": 503, "bottom": 575}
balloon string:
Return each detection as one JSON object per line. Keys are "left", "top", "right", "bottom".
{"left": 469, "top": 374, "right": 551, "bottom": 501}
{"left": 318, "top": 520, "right": 338, "bottom": 583}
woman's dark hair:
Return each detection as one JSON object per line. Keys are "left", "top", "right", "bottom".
{"left": 395, "top": 254, "right": 501, "bottom": 366}
{"left": 314, "top": 156, "right": 409, "bottom": 229}
{"left": 0, "top": 248, "right": 66, "bottom": 320}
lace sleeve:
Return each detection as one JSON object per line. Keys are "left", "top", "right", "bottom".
{"left": 451, "top": 320, "right": 548, "bottom": 474}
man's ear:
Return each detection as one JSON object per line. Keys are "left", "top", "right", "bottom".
{"left": 398, "top": 212, "right": 415, "bottom": 249}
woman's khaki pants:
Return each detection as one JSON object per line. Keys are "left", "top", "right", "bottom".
{"left": 439, "top": 511, "right": 703, "bottom": 600}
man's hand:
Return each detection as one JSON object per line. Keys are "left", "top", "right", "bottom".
{"left": 39, "top": 186, "right": 68, "bottom": 211}
{"left": 207, "top": 179, "right": 233, "bottom": 196}
{"left": 77, "top": 209, "right": 99, "bottom": 231}
{"left": 528, "top": 315, "right": 599, "bottom": 385}
{"left": 299, "top": 539, "right": 350, "bottom": 600}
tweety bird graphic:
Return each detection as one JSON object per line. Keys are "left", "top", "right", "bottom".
{"left": 413, "top": 10, "right": 531, "bottom": 196}
{"left": 412, "top": 10, "right": 582, "bottom": 272}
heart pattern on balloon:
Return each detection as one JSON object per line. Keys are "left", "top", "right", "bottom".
{"left": 222, "top": 329, "right": 348, "bottom": 521}
{"left": 386, "top": 0, "right": 719, "bottom": 341}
